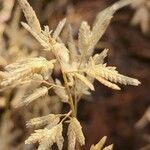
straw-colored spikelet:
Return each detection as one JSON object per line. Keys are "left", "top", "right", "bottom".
{"left": 0, "top": 57, "right": 56, "bottom": 86}
{"left": 84, "top": 50, "right": 141, "bottom": 90}
{"left": 53, "top": 79, "right": 68, "bottom": 103}
{"left": 26, "top": 114, "right": 60, "bottom": 129}
{"left": 73, "top": 72, "right": 95, "bottom": 91}
{"left": 18, "top": 0, "right": 41, "bottom": 33}
{"left": 67, "top": 117, "right": 85, "bottom": 150}
{"left": 25, "top": 123, "right": 64, "bottom": 150}
{"left": 90, "top": 136, "right": 113, "bottom": 150}
{"left": 17, "top": 86, "right": 48, "bottom": 107}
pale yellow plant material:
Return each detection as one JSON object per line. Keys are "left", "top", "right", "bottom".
{"left": 84, "top": 52, "right": 140, "bottom": 90}
{"left": 0, "top": 0, "right": 142, "bottom": 149}
{"left": 131, "top": 0, "right": 150, "bottom": 33}
{"left": 67, "top": 25, "right": 77, "bottom": 62}
{"left": 26, "top": 114, "right": 60, "bottom": 129}
{"left": 0, "top": 97, "right": 6, "bottom": 108}
{"left": 67, "top": 117, "right": 85, "bottom": 150}
{"left": 78, "top": 21, "right": 92, "bottom": 57}
{"left": 25, "top": 123, "right": 64, "bottom": 150}
{"left": 18, "top": 0, "right": 41, "bottom": 33}
{"left": 78, "top": 0, "right": 136, "bottom": 61}
{"left": 17, "top": 86, "right": 48, "bottom": 107}
{"left": 93, "top": 49, "right": 109, "bottom": 65}
{"left": 53, "top": 18, "right": 66, "bottom": 40}
{"left": 0, "top": 57, "right": 56, "bottom": 86}
{"left": 54, "top": 79, "right": 69, "bottom": 103}
{"left": 90, "top": 136, "right": 113, "bottom": 150}
{"left": 73, "top": 72, "right": 95, "bottom": 91}
{"left": 103, "top": 145, "right": 113, "bottom": 150}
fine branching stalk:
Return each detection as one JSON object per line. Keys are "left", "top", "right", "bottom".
{"left": 0, "top": 0, "right": 141, "bottom": 150}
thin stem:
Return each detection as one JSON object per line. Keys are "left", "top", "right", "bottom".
{"left": 47, "top": 85, "right": 54, "bottom": 90}
{"left": 60, "top": 110, "right": 72, "bottom": 123}
{"left": 73, "top": 76, "right": 78, "bottom": 117}
{"left": 65, "top": 70, "right": 84, "bottom": 74}
{"left": 62, "top": 71, "right": 75, "bottom": 117}
{"left": 78, "top": 51, "right": 86, "bottom": 69}
{"left": 54, "top": 55, "right": 75, "bottom": 117}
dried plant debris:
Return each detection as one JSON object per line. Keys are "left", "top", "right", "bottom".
{"left": 131, "top": 0, "right": 150, "bottom": 33}
{"left": 0, "top": 0, "right": 142, "bottom": 150}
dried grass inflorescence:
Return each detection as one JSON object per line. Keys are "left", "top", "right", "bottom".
{"left": 0, "top": 0, "right": 141, "bottom": 149}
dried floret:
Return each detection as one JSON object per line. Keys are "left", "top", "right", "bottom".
{"left": 53, "top": 18, "right": 66, "bottom": 40}
{"left": 85, "top": 56, "right": 141, "bottom": 90}
{"left": 103, "top": 145, "right": 113, "bottom": 150}
{"left": 93, "top": 49, "right": 109, "bottom": 65}
{"left": 67, "top": 117, "right": 85, "bottom": 150}
{"left": 91, "top": 7, "right": 114, "bottom": 51}
{"left": 19, "top": 0, "right": 70, "bottom": 64}
{"left": 53, "top": 79, "right": 68, "bottom": 103}
{"left": 18, "top": 0, "right": 41, "bottom": 33}
{"left": 77, "top": 0, "right": 133, "bottom": 62}
{"left": 67, "top": 25, "right": 77, "bottom": 62}
{"left": 78, "top": 21, "right": 92, "bottom": 56}
{"left": 25, "top": 123, "right": 64, "bottom": 150}
{"left": 74, "top": 76, "right": 93, "bottom": 96}
{"left": 72, "top": 72, "right": 95, "bottom": 91}
{"left": 21, "top": 22, "right": 52, "bottom": 50}
{"left": 26, "top": 114, "right": 60, "bottom": 129}
{"left": 17, "top": 86, "right": 48, "bottom": 107}
{"left": 90, "top": 136, "right": 113, "bottom": 150}
{"left": 0, "top": 57, "right": 56, "bottom": 87}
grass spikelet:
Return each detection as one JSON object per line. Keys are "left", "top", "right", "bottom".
{"left": 85, "top": 57, "right": 141, "bottom": 90}
{"left": 54, "top": 79, "right": 68, "bottom": 103}
{"left": 103, "top": 144, "right": 113, "bottom": 150}
{"left": 90, "top": 136, "right": 107, "bottom": 150}
{"left": 90, "top": 136, "right": 113, "bottom": 150}
{"left": 93, "top": 49, "right": 109, "bottom": 65}
{"left": 17, "top": 86, "right": 48, "bottom": 107}
{"left": 18, "top": 0, "right": 41, "bottom": 33}
{"left": 26, "top": 114, "right": 60, "bottom": 129}
{"left": 78, "top": 21, "right": 92, "bottom": 55}
{"left": 0, "top": 58, "right": 56, "bottom": 87}
{"left": 53, "top": 18, "right": 66, "bottom": 40}
{"left": 67, "top": 117, "right": 85, "bottom": 150}
{"left": 67, "top": 25, "right": 77, "bottom": 61}
{"left": 73, "top": 73, "right": 95, "bottom": 91}
{"left": 25, "top": 123, "right": 64, "bottom": 150}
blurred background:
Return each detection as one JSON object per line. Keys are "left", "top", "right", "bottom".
{"left": 0, "top": 0, "right": 149, "bottom": 150}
